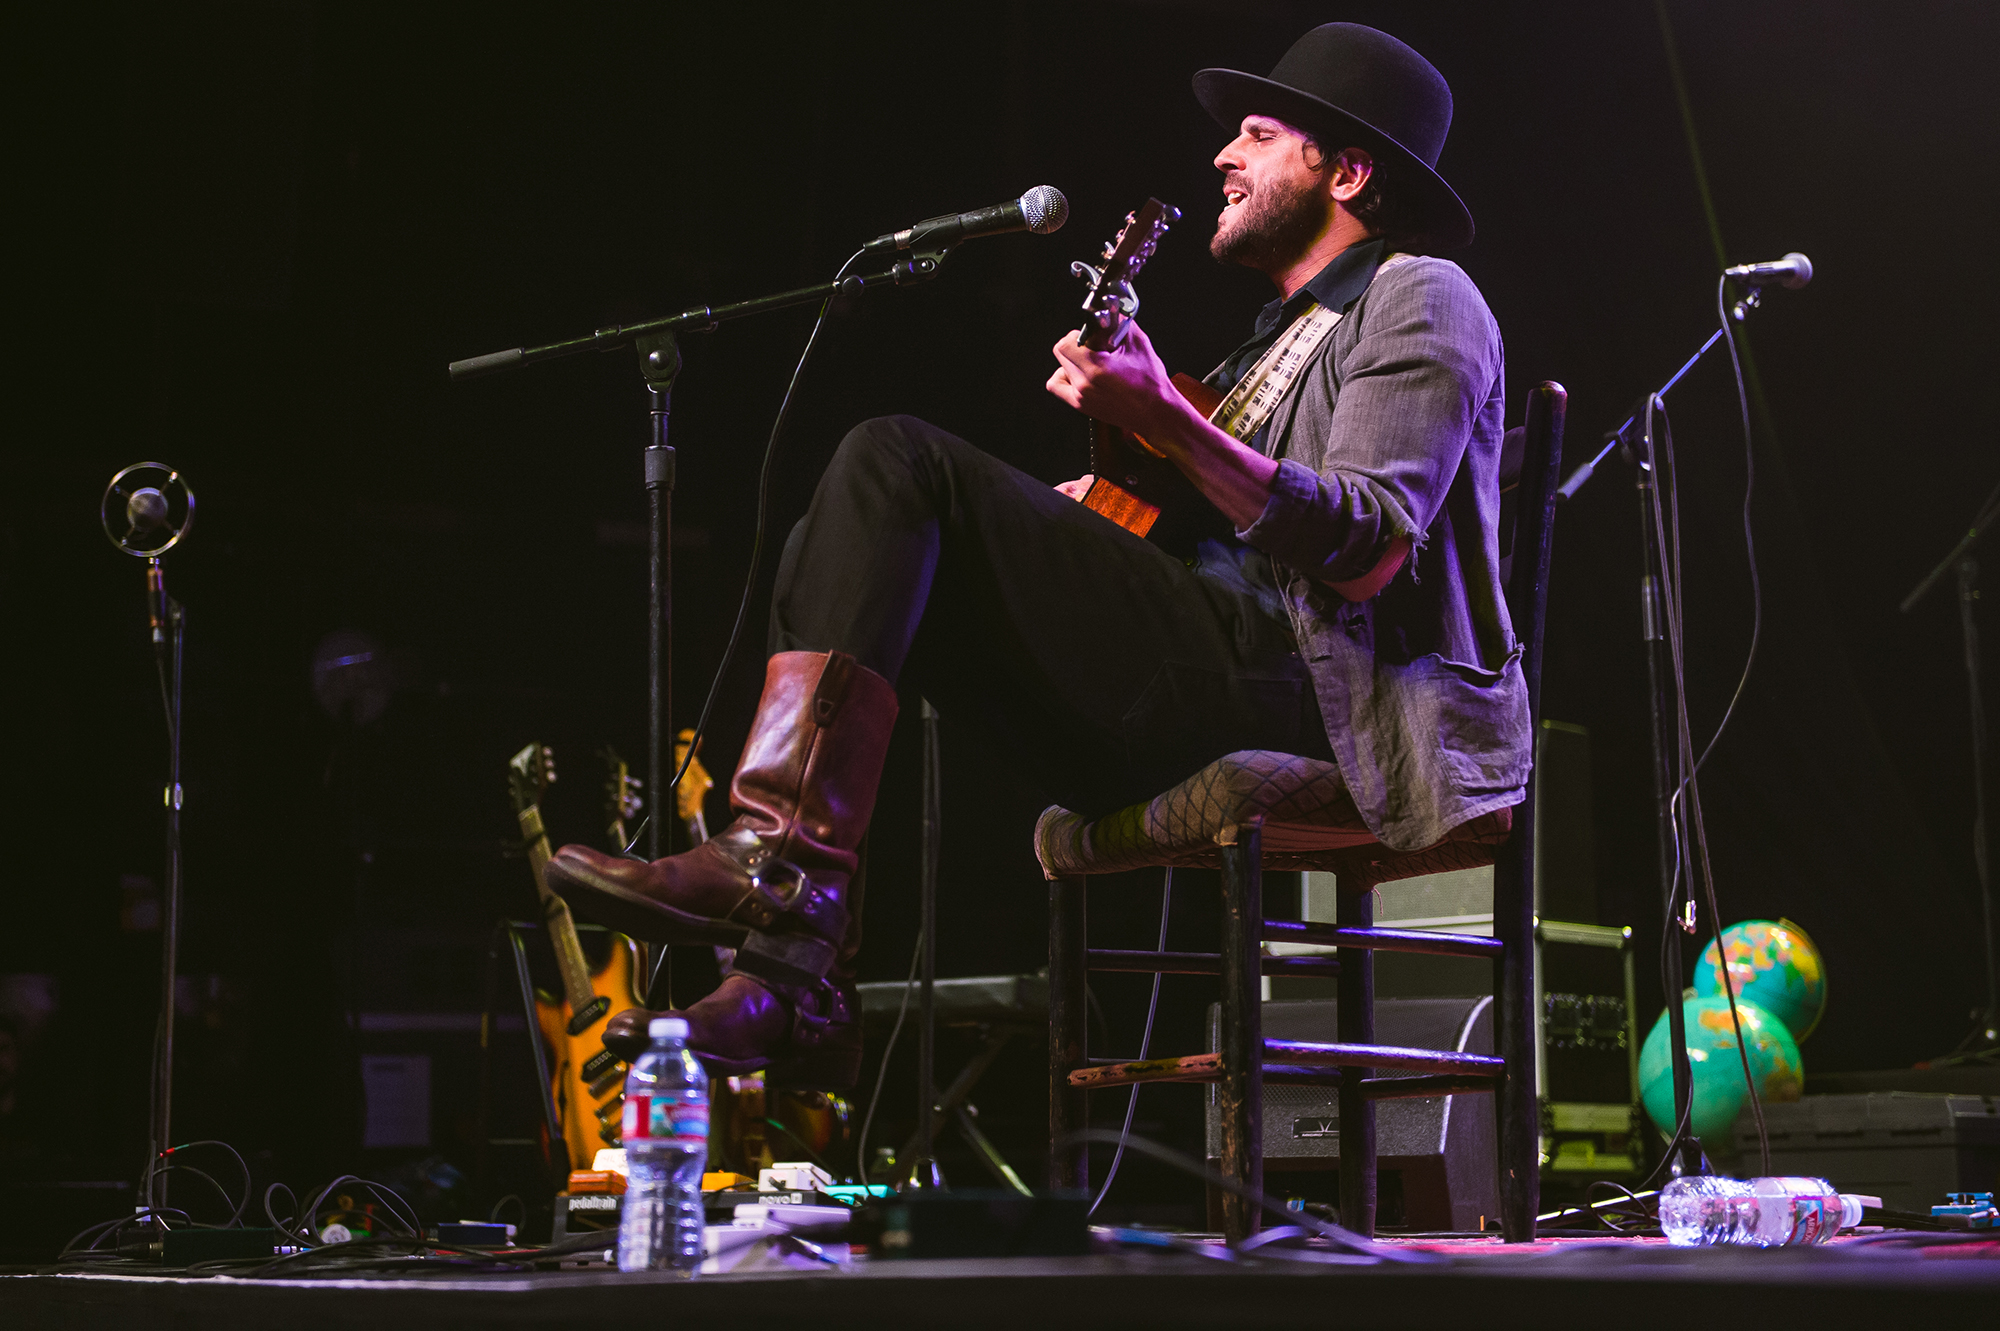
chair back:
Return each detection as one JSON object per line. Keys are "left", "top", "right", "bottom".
{"left": 1505, "top": 382, "right": 1566, "bottom": 726}
{"left": 1490, "top": 381, "right": 1564, "bottom": 1239}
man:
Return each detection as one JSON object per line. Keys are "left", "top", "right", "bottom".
{"left": 545, "top": 23, "right": 1527, "bottom": 1086}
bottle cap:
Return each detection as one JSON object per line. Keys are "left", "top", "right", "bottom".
{"left": 649, "top": 1016, "right": 689, "bottom": 1040}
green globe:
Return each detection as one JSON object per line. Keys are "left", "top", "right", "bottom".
{"left": 1694, "top": 918, "right": 1828, "bottom": 1043}
{"left": 1639, "top": 995, "right": 1804, "bottom": 1142}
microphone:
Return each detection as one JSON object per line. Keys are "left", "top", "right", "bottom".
{"left": 1723, "top": 252, "right": 1813, "bottom": 289}
{"left": 128, "top": 487, "right": 170, "bottom": 533}
{"left": 864, "top": 185, "right": 1069, "bottom": 254}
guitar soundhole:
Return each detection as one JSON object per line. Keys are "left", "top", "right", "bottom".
{"left": 582, "top": 1047, "right": 621, "bottom": 1083}
{"left": 567, "top": 995, "right": 612, "bottom": 1036}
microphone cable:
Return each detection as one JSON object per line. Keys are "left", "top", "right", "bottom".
{"left": 659, "top": 248, "right": 866, "bottom": 813}
{"left": 1634, "top": 271, "right": 1773, "bottom": 1185}
{"left": 1088, "top": 868, "right": 1174, "bottom": 1218}
{"left": 1689, "top": 273, "right": 1764, "bottom": 775}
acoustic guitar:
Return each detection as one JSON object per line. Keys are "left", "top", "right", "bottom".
{"left": 1072, "top": 199, "right": 1408, "bottom": 601}
{"left": 507, "top": 742, "right": 645, "bottom": 1168}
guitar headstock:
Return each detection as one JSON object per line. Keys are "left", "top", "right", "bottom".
{"left": 673, "top": 728, "right": 715, "bottom": 828}
{"left": 1074, "top": 197, "right": 1180, "bottom": 351}
{"left": 599, "top": 745, "right": 645, "bottom": 851}
{"left": 507, "top": 742, "right": 556, "bottom": 815}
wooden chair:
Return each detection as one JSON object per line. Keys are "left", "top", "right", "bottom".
{"left": 1038, "top": 382, "right": 1566, "bottom": 1243}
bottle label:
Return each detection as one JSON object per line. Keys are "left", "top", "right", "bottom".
{"left": 623, "top": 1093, "right": 709, "bottom": 1144}
{"left": 1787, "top": 1196, "right": 1830, "bottom": 1244}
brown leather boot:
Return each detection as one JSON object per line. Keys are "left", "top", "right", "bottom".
{"left": 601, "top": 844, "right": 872, "bottom": 1090}
{"left": 546, "top": 651, "right": 896, "bottom": 988}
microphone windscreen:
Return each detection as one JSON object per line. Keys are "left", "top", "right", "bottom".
{"left": 128, "top": 488, "right": 169, "bottom": 532}
{"left": 1020, "top": 185, "right": 1069, "bottom": 235}
{"left": 1781, "top": 252, "right": 1813, "bottom": 289}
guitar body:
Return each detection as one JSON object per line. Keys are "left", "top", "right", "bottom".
{"left": 1081, "top": 373, "right": 1225, "bottom": 553}
{"left": 535, "top": 933, "right": 647, "bottom": 1172}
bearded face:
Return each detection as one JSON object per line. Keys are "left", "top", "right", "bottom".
{"left": 1210, "top": 159, "right": 1333, "bottom": 270}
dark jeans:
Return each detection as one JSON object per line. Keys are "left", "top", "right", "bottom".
{"left": 770, "top": 416, "right": 1334, "bottom": 817}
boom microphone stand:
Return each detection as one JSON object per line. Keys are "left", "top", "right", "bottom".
{"left": 1556, "top": 285, "right": 1777, "bottom": 1177}
{"left": 448, "top": 249, "right": 955, "bottom": 1003}
{"left": 1901, "top": 480, "right": 2000, "bottom": 1061}
{"left": 101, "top": 464, "right": 196, "bottom": 1219}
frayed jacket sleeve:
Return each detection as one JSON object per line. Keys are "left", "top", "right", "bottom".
{"left": 1234, "top": 258, "right": 1502, "bottom": 584}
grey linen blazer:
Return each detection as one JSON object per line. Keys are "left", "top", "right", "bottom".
{"left": 1233, "top": 255, "right": 1529, "bottom": 852}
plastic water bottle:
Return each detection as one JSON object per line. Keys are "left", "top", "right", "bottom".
{"left": 616, "top": 1017, "right": 710, "bottom": 1274}
{"left": 1659, "top": 1175, "right": 1866, "bottom": 1247}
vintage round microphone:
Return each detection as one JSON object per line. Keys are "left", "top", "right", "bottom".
{"left": 102, "top": 462, "right": 195, "bottom": 644}
{"left": 100, "top": 461, "right": 195, "bottom": 1220}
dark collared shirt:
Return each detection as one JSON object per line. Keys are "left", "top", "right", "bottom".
{"left": 1210, "top": 237, "right": 1390, "bottom": 424}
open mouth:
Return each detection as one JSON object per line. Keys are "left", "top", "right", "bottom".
{"left": 1223, "top": 189, "right": 1248, "bottom": 212}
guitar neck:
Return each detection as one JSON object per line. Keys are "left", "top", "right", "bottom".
{"left": 517, "top": 804, "right": 599, "bottom": 1019}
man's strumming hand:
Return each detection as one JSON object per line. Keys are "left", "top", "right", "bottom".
{"left": 1045, "top": 318, "right": 1279, "bottom": 531}
{"left": 1045, "top": 321, "right": 1193, "bottom": 442}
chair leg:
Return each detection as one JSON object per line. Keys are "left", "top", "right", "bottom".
{"left": 1217, "top": 828, "right": 1264, "bottom": 1242}
{"left": 1337, "top": 884, "right": 1376, "bottom": 1236}
{"left": 1494, "top": 832, "right": 1540, "bottom": 1241}
{"left": 1048, "top": 874, "right": 1089, "bottom": 1193}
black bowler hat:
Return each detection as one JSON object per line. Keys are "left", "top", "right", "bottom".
{"left": 1193, "top": 22, "right": 1474, "bottom": 250}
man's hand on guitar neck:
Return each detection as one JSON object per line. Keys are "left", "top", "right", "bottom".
{"left": 1047, "top": 321, "right": 1279, "bottom": 531}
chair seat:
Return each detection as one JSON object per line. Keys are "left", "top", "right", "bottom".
{"left": 1035, "top": 749, "right": 1512, "bottom": 880}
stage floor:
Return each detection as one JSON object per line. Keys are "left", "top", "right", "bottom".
{"left": 7, "top": 1235, "right": 1997, "bottom": 1329}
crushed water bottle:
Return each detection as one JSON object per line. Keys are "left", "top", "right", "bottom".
{"left": 616, "top": 1016, "right": 710, "bottom": 1274}
{"left": 1659, "top": 1175, "right": 1866, "bottom": 1247}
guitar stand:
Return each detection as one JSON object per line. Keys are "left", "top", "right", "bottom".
{"left": 876, "top": 699, "right": 1034, "bottom": 1195}
{"left": 476, "top": 918, "right": 570, "bottom": 1203}
{"left": 889, "top": 1024, "right": 1035, "bottom": 1196}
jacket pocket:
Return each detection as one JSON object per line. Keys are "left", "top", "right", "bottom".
{"left": 1404, "top": 652, "right": 1531, "bottom": 795}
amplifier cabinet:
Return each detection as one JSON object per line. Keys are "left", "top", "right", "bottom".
{"left": 1205, "top": 997, "right": 1497, "bottom": 1232}
{"left": 1733, "top": 1093, "right": 2000, "bottom": 1212}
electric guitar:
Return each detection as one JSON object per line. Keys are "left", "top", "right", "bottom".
{"left": 599, "top": 744, "right": 646, "bottom": 852}
{"left": 507, "top": 743, "right": 645, "bottom": 1168}
{"left": 672, "top": 728, "right": 715, "bottom": 845}
{"left": 1073, "top": 200, "right": 1409, "bottom": 600}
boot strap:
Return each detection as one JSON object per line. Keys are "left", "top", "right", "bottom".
{"left": 711, "top": 835, "right": 852, "bottom": 944}
{"left": 788, "top": 978, "right": 853, "bottom": 1049}
{"left": 734, "top": 929, "right": 838, "bottom": 986}
{"left": 812, "top": 651, "right": 858, "bottom": 724}
{"left": 724, "top": 971, "right": 853, "bottom": 1051}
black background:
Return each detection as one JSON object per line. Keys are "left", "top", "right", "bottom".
{"left": 5, "top": 1, "right": 1995, "bottom": 1224}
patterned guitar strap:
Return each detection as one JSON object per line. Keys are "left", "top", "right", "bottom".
{"left": 1206, "top": 251, "right": 1415, "bottom": 446}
